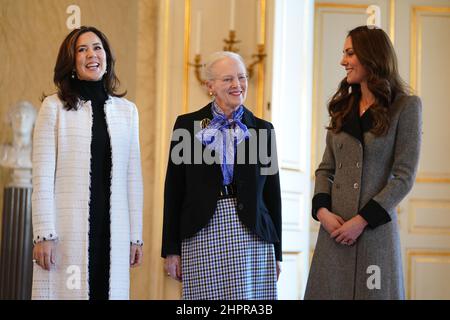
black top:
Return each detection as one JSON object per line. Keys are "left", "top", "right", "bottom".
{"left": 78, "top": 79, "right": 111, "bottom": 300}
{"left": 161, "top": 103, "right": 283, "bottom": 261}
{"left": 340, "top": 95, "right": 374, "bottom": 146}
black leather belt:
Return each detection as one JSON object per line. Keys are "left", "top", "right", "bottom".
{"left": 220, "top": 183, "right": 236, "bottom": 197}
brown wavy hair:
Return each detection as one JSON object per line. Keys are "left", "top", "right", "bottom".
{"left": 52, "top": 26, "right": 125, "bottom": 110}
{"left": 327, "top": 26, "right": 409, "bottom": 136}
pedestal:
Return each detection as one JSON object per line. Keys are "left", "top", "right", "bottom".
{"left": 0, "top": 187, "right": 33, "bottom": 299}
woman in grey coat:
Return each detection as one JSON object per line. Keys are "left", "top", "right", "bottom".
{"left": 305, "top": 26, "right": 422, "bottom": 300}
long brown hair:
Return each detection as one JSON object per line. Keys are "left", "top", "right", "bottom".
{"left": 53, "top": 26, "right": 125, "bottom": 110}
{"left": 327, "top": 26, "right": 409, "bottom": 136}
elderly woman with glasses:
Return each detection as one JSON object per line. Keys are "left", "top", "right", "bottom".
{"left": 161, "top": 51, "right": 282, "bottom": 300}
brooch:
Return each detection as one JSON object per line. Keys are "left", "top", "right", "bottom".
{"left": 200, "top": 118, "right": 211, "bottom": 129}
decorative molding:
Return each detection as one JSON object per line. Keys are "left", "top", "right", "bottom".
{"left": 407, "top": 249, "right": 450, "bottom": 300}
{"left": 408, "top": 199, "right": 450, "bottom": 235}
{"left": 282, "top": 191, "right": 305, "bottom": 231}
{"left": 410, "top": 6, "right": 450, "bottom": 93}
{"left": 280, "top": 251, "right": 304, "bottom": 300}
{"left": 281, "top": 164, "right": 305, "bottom": 173}
{"left": 315, "top": 3, "right": 367, "bottom": 10}
{"left": 416, "top": 174, "right": 450, "bottom": 184}
{"left": 389, "top": 0, "right": 395, "bottom": 43}
{"left": 410, "top": 6, "right": 450, "bottom": 183}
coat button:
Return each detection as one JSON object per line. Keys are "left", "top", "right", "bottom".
{"left": 356, "top": 162, "right": 361, "bottom": 168}
{"left": 338, "top": 143, "right": 343, "bottom": 149}
{"left": 238, "top": 203, "right": 244, "bottom": 210}
{"left": 353, "top": 183, "right": 359, "bottom": 189}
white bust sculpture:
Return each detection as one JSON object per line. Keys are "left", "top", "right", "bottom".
{"left": 0, "top": 101, "right": 37, "bottom": 187}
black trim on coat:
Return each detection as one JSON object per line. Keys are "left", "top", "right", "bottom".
{"left": 341, "top": 94, "right": 374, "bottom": 144}
{"left": 311, "top": 193, "right": 332, "bottom": 221}
{"left": 359, "top": 199, "right": 392, "bottom": 228}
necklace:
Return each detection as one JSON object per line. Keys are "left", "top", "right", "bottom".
{"left": 359, "top": 100, "right": 373, "bottom": 116}
{"left": 360, "top": 106, "right": 369, "bottom": 115}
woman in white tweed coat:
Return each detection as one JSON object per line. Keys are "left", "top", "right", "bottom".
{"left": 31, "top": 26, "right": 143, "bottom": 299}
{"left": 305, "top": 26, "right": 422, "bottom": 299}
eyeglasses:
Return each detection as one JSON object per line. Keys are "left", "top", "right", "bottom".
{"left": 216, "top": 74, "right": 249, "bottom": 84}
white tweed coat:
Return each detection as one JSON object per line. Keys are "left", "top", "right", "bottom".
{"left": 31, "top": 94, "right": 143, "bottom": 300}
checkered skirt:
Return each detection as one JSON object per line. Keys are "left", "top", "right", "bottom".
{"left": 181, "top": 197, "right": 277, "bottom": 300}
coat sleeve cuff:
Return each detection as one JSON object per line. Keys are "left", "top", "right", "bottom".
{"left": 130, "top": 240, "right": 144, "bottom": 246}
{"left": 359, "top": 199, "right": 392, "bottom": 229}
{"left": 33, "top": 231, "right": 58, "bottom": 245}
{"left": 161, "top": 243, "right": 181, "bottom": 258}
{"left": 312, "top": 193, "right": 331, "bottom": 221}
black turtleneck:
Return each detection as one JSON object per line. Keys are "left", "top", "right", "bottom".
{"left": 78, "top": 79, "right": 111, "bottom": 300}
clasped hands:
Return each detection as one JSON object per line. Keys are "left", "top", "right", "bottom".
{"left": 317, "top": 207, "right": 368, "bottom": 246}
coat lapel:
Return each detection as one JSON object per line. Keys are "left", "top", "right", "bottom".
{"left": 195, "top": 102, "right": 214, "bottom": 125}
{"left": 241, "top": 106, "right": 257, "bottom": 129}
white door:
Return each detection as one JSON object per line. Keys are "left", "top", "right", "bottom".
{"left": 396, "top": 0, "right": 450, "bottom": 300}
{"left": 268, "top": 0, "right": 314, "bottom": 300}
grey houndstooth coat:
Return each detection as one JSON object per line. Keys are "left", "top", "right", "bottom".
{"left": 305, "top": 94, "right": 422, "bottom": 299}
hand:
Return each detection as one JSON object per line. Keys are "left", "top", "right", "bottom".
{"left": 317, "top": 207, "right": 345, "bottom": 235}
{"left": 33, "top": 240, "right": 57, "bottom": 271}
{"left": 130, "top": 244, "right": 143, "bottom": 267}
{"left": 165, "top": 255, "right": 182, "bottom": 282}
{"left": 276, "top": 261, "right": 281, "bottom": 281}
{"left": 330, "top": 214, "right": 368, "bottom": 246}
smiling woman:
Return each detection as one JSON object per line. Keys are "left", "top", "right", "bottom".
{"left": 31, "top": 26, "right": 144, "bottom": 300}
{"left": 162, "top": 51, "right": 282, "bottom": 300}
{"left": 75, "top": 32, "right": 107, "bottom": 81}
{"left": 305, "top": 26, "right": 422, "bottom": 300}
{"left": 53, "top": 26, "right": 125, "bottom": 111}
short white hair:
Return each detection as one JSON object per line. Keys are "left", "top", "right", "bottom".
{"left": 203, "top": 51, "right": 247, "bottom": 81}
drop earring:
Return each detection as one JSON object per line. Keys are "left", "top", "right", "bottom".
{"left": 71, "top": 71, "right": 76, "bottom": 79}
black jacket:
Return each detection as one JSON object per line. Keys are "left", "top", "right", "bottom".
{"left": 161, "top": 103, "right": 282, "bottom": 261}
